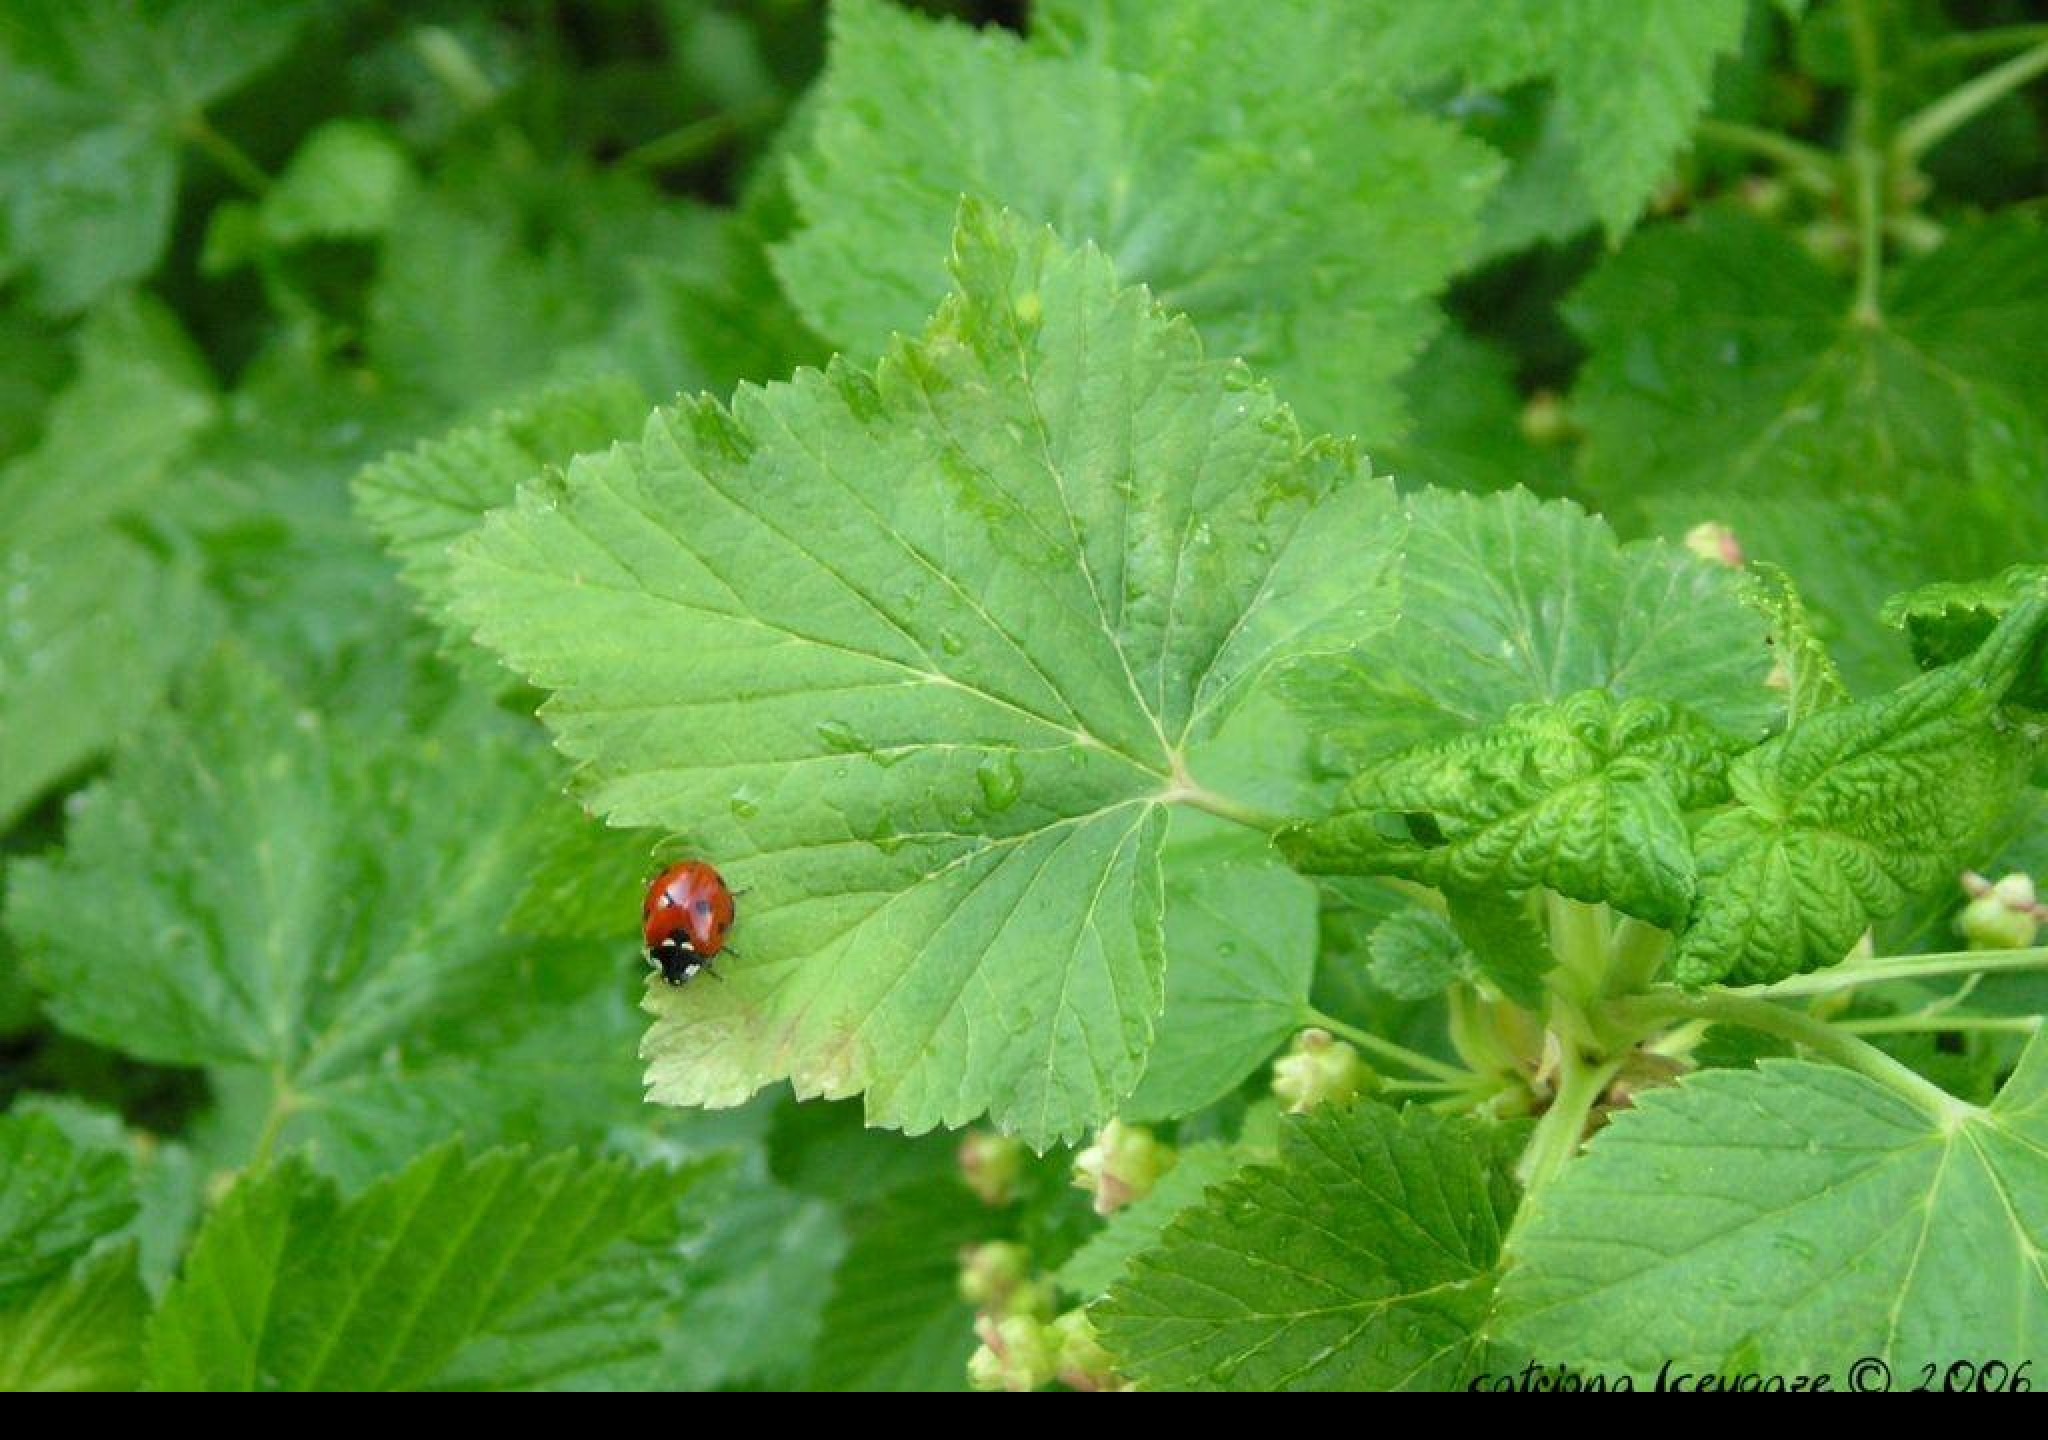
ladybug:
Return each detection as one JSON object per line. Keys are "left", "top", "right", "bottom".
{"left": 641, "top": 860, "right": 737, "bottom": 986}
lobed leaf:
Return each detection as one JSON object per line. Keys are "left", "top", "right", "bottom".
{"left": 1495, "top": 1036, "right": 2048, "bottom": 1374}
{"left": 451, "top": 202, "right": 1403, "bottom": 1147}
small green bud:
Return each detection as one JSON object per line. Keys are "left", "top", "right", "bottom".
{"left": 1050, "top": 1309, "right": 1126, "bottom": 1392}
{"left": 957, "top": 1241, "right": 1031, "bottom": 1312}
{"left": 1682, "top": 521, "right": 1745, "bottom": 569}
{"left": 1735, "top": 175, "right": 1787, "bottom": 220}
{"left": 1960, "top": 871, "right": 2043, "bottom": 950}
{"left": 968, "top": 1313, "right": 1057, "bottom": 1393}
{"left": 1798, "top": 219, "right": 1857, "bottom": 267}
{"left": 1271, "top": 1028, "right": 1370, "bottom": 1115}
{"left": 957, "top": 1129, "right": 1026, "bottom": 1207}
{"left": 1518, "top": 390, "right": 1574, "bottom": 448}
{"left": 1072, "top": 1119, "right": 1175, "bottom": 1216}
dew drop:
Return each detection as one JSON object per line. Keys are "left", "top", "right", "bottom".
{"left": 975, "top": 752, "right": 1024, "bottom": 813}
{"left": 816, "top": 718, "right": 866, "bottom": 754}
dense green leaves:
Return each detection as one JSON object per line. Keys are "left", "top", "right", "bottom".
{"left": 1343, "top": 0, "right": 1752, "bottom": 236}
{"left": 0, "top": 1245, "right": 146, "bottom": 1392}
{"left": 453, "top": 203, "right": 1402, "bottom": 1146}
{"left": 0, "top": 1110, "right": 134, "bottom": 1302}
{"left": 807, "top": 1172, "right": 987, "bottom": 1392}
{"left": 1284, "top": 691, "right": 1738, "bottom": 929}
{"left": 1572, "top": 210, "right": 2048, "bottom": 577}
{"left": 144, "top": 1144, "right": 720, "bottom": 1391}
{"left": 0, "top": 0, "right": 316, "bottom": 312}
{"left": 1496, "top": 1036, "right": 2048, "bottom": 1374}
{"left": 779, "top": 0, "right": 1501, "bottom": 440}
{"left": 1096, "top": 1104, "right": 1521, "bottom": 1390}
{"left": 4, "top": 649, "right": 652, "bottom": 1183}
{"left": 4, "top": 0, "right": 2048, "bottom": 1398}
{"left": 0, "top": 295, "right": 217, "bottom": 828}
{"left": 1675, "top": 598, "right": 2048, "bottom": 985}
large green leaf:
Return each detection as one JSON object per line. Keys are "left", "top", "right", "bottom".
{"left": 1675, "top": 598, "right": 2048, "bottom": 985}
{"left": 451, "top": 203, "right": 1403, "bottom": 1147}
{"left": 1494, "top": 1035, "right": 2048, "bottom": 1374}
{"left": 0, "top": 0, "right": 316, "bottom": 312}
{"left": 1282, "top": 488, "right": 1778, "bottom": 772}
{"left": 1095, "top": 1104, "right": 1522, "bottom": 1391}
{"left": 777, "top": 0, "right": 1501, "bottom": 440}
{"left": 144, "top": 1144, "right": 721, "bottom": 1391}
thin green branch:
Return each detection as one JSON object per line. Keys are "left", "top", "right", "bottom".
{"left": 1303, "top": 1009, "right": 1471, "bottom": 1085}
{"left": 180, "top": 113, "right": 271, "bottom": 195}
{"left": 1916, "top": 24, "right": 2048, "bottom": 68}
{"left": 1748, "top": 945, "right": 2048, "bottom": 1000}
{"left": 1896, "top": 39, "right": 2048, "bottom": 162}
{"left": 1845, "top": 0, "right": 1888, "bottom": 328}
{"left": 1615, "top": 990, "right": 1979, "bottom": 1127}
{"left": 1837, "top": 1013, "right": 2042, "bottom": 1037}
{"left": 1170, "top": 782, "right": 1289, "bottom": 833}
{"left": 1695, "top": 119, "right": 1842, "bottom": 195}
{"left": 617, "top": 100, "right": 782, "bottom": 174}
{"left": 1515, "top": 1047, "right": 1623, "bottom": 1199}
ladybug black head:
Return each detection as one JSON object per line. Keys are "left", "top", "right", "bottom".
{"left": 649, "top": 934, "right": 706, "bottom": 987}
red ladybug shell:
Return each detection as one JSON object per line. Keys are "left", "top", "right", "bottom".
{"left": 642, "top": 861, "right": 736, "bottom": 985}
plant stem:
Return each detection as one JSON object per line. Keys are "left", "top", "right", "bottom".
{"left": 1378, "top": 1077, "right": 1471, "bottom": 1095}
{"left": 1845, "top": 0, "right": 1888, "bottom": 327}
{"left": 1849, "top": 146, "right": 1886, "bottom": 327}
{"left": 1170, "top": 782, "right": 1289, "bottom": 834}
{"left": 1837, "top": 1013, "right": 2042, "bottom": 1037}
{"left": 181, "top": 113, "right": 271, "bottom": 195}
{"left": 1303, "top": 1009, "right": 1470, "bottom": 1084}
{"left": 1749, "top": 945, "right": 2048, "bottom": 1000}
{"left": 1615, "top": 990, "right": 1979, "bottom": 1127}
{"left": 249, "top": 1071, "right": 301, "bottom": 1170}
{"left": 1695, "top": 119, "right": 1842, "bottom": 195}
{"left": 1515, "top": 1047, "right": 1622, "bottom": 1198}
{"left": 412, "top": 25, "right": 499, "bottom": 113}
{"left": 1896, "top": 40, "right": 2048, "bottom": 162}
{"left": 617, "top": 100, "right": 781, "bottom": 173}
{"left": 1916, "top": 24, "right": 2048, "bottom": 68}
